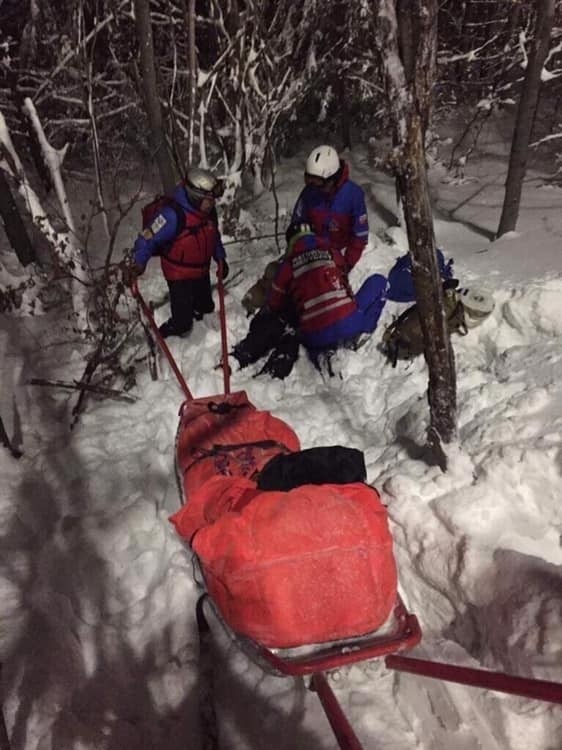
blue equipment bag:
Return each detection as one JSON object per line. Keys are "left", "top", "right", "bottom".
{"left": 387, "top": 250, "right": 454, "bottom": 303}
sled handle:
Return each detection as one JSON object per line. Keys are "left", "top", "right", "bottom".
{"left": 385, "top": 654, "right": 562, "bottom": 705}
{"left": 217, "top": 261, "right": 231, "bottom": 395}
{"left": 130, "top": 280, "right": 193, "bottom": 401}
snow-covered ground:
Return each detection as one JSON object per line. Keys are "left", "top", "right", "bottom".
{"left": 1, "top": 141, "right": 561, "bottom": 749}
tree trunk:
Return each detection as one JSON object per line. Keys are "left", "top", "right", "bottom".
{"left": 377, "top": 0, "right": 457, "bottom": 467}
{"left": 497, "top": 0, "right": 555, "bottom": 237}
{"left": 133, "top": 0, "right": 176, "bottom": 196}
{"left": 0, "top": 170, "right": 36, "bottom": 266}
{"left": 180, "top": 0, "right": 198, "bottom": 165}
{"left": 0, "top": 663, "right": 12, "bottom": 749}
{"left": 397, "top": 120, "right": 457, "bottom": 460}
{"left": 338, "top": 75, "right": 352, "bottom": 150}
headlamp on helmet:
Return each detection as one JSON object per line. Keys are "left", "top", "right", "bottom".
{"left": 285, "top": 222, "right": 313, "bottom": 252}
{"left": 185, "top": 167, "right": 223, "bottom": 207}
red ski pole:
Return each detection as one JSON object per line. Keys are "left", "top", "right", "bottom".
{"left": 130, "top": 280, "right": 193, "bottom": 401}
{"left": 216, "top": 261, "right": 231, "bottom": 395}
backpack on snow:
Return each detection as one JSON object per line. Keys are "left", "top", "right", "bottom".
{"left": 382, "top": 284, "right": 467, "bottom": 366}
{"left": 387, "top": 249, "right": 454, "bottom": 303}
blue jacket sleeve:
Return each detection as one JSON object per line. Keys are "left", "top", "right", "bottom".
{"left": 344, "top": 185, "right": 369, "bottom": 269}
{"left": 213, "top": 233, "right": 226, "bottom": 263}
{"left": 350, "top": 186, "right": 369, "bottom": 243}
{"left": 291, "top": 189, "right": 310, "bottom": 224}
{"left": 133, "top": 205, "right": 180, "bottom": 266}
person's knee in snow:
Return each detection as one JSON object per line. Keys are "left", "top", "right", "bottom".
{"left": 231, "top": 308, "right": 287, "bottom": 369}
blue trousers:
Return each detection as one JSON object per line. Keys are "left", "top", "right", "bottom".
{"left": 302, "top": 273, "right": 388, "bottom": 351}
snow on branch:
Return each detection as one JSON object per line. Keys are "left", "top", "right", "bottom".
{"left": 0, "top": 106, "right": 90, "bottom": 328}
{"left": 438, "top": 34, "right": 501, "bottom": 65}
{"left": 34, "top": 0, "right": 131, "bottom": 103}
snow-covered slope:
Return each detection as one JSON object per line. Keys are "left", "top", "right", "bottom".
{"left": 1, "top": 148, "right": 561, "bottom": 749}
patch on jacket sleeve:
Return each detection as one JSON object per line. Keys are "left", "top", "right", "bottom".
{"left": 359, "top": 213, "right": 368, "bottom": 225}
{"left": 150, "top": 214, "right": 167, "bottom": 233}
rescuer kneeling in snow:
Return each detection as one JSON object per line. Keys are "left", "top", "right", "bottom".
{"left": 232, "top": 224, "right": 387, "bottom": 377}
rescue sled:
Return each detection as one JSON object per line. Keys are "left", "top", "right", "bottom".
{"left": 132, "top": 273, "right": 421, "bottom": 741}
{"left": 131, "top": 272, "right": 562, "bottom": 750}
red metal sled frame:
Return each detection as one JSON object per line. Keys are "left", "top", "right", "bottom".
{"left": 249, "top": 595, "right": 421, "bottom": 677}
{"left": 385, "top": 654, "right": 562, "bottom": 705}
{"left": 197, "top": 591, "right": 421, "bottom": 750}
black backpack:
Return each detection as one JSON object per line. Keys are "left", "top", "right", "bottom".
{"left": 256, "top": 446, "right": 367, "bottom": 491}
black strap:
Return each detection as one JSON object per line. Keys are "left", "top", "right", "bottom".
{"left": 190, "top": 439, "right": 287, "bottom": 460}
{"left": 207, "top": 400, "right": 249, "bottom": 414}
{"left": 167, "top": 198, "right": 186, "bottom": 234}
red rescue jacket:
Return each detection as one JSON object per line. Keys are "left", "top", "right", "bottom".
{"left": 268, "top": 234, "right": 358, "bottom": 334}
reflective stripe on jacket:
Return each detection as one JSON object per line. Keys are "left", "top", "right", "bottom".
{"left": 268, "top": 235, "right": 357, "bottom": 334}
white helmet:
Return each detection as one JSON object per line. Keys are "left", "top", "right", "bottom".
{"left": 185, "top": 167, "right": 220, "bottom": 206}
{"left": 305, "top": 145, "right": 340, "bottom": 180}
{"left": 457, "top": 287, "right": 495, "bottom": 328}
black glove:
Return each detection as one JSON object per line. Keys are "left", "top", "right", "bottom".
{"left": 220, "top": 259, "right": 229, "bottom": 280}
{"left": 257, "top": 331, "right": 300, "bottom": 380}
{"left": 122, "top": 261, "right": 145, "bottom": 287}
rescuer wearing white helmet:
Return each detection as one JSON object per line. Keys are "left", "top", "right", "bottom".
{"left": 130, "top": 167, "right": 228, "bottom": 338}
{"left": 291, "top": 145, "right": 369, "bottom": 272}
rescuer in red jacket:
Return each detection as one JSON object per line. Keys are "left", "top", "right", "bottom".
{"left": 268, "top": 224, "right": 387, "bottom": 355}
{"left": 231, "top": 224, "right": 386, "bottom": 377}
{"left": 130, "top": 168, "right": 228, "bottom": 338}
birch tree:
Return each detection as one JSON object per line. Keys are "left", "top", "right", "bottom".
{"left": 0, "top": 102, "right": 94, "bottom": 325}
{"left": 376, "top": 0, "right": 457, "bottom": 468}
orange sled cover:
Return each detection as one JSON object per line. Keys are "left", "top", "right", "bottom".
{"left": 176, "top": 391, "right": 300, "bottom": 499}
{"left": 170, "top": 475, "right": 398, "bottom": 648}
